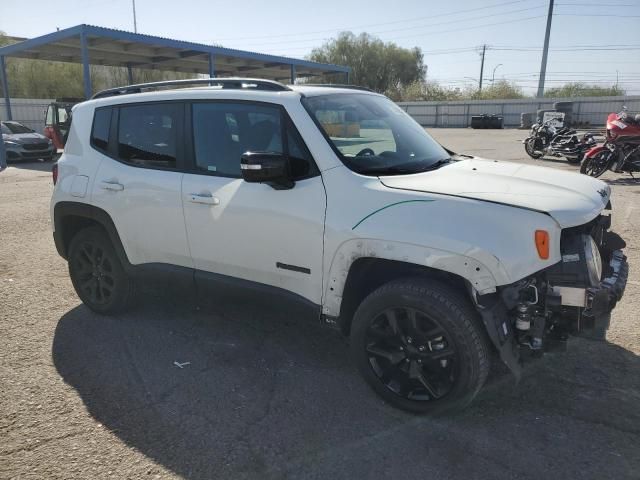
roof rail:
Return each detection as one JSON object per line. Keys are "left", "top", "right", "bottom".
{"left": 301, "top": 84, "right": 375, "bottom": 93}
{"left": 92, "top": 77, "right": 291, "bottom": 99}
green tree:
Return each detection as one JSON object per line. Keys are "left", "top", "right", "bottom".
{"left": 476, "top": 79, "right": 524, "bottom": 100}
{"left": 544, "top": 82, "right": 625, "bottom": 97}
{"left": 388, "top": 80, "right": 463, "bottom": 102}
{"left": 308, "top": 32, "right": 425, "bottom": 93}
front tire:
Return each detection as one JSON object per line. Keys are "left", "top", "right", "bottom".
{"left": 580, "top": 151, "right": 611, "bottom": 177}
{"left": 524, "top": 138, "right": 544, "bottom": 159}
{"left": 68, "top": 226, "right": 135, "bottom": 314}
{"left": 350, "top": 278, "right": 490, "bottom": 414}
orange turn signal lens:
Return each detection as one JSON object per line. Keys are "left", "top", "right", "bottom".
{"left": 535, "top": 230, "right": 550, "bottom": 260}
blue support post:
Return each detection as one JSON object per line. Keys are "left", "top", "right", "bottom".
{"left": 209, "top": 53, "right": 215, "bottom": 78}
{"left": 80, "top": 32, "right": 92, "bottom": 99}
{"left": 345, "top": 70, "right": 350, "bottom": 84}
{"left": 0, "top": 56, "right": 12, "bottom": 121}
{"left": 290, "top": 64, "right": 296, "bottom": 84}
{"left": 127, "top": 64, "right": 134, "bottom": 84}
{"left": 0, "top": 126, "right": 6, "bottom": 171}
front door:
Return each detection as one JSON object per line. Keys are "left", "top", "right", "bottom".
{"left": 181, "top": 101, "right": 326, "bottom": 305}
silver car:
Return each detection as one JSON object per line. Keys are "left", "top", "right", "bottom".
{"left": 2, "top": 121, "right": 56, "bottom": 162}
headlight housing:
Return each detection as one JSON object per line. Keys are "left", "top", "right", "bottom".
{"left": 4, "top": 140, "right": 19, "bottom": 146}
{"left": 583, "top": 234, "right": 602, "bottom": 286}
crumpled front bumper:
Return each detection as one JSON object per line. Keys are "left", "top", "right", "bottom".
{"left": 586, "top": 250, "right": 628, "bottom": 318}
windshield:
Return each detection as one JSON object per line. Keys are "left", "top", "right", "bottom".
{"left": 1, "top": 122, "right": 33, "bottom": 134}
{"left": 302, "top": 93, "right": 450, "bottom": 175}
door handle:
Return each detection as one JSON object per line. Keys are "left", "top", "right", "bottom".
{"left": 100, "top": 180, "right": 124, "bottom": 191}
{"left": 188, "top": 193, "right": 220, "bottom": 205}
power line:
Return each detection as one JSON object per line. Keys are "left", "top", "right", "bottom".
{"left": 231, "top": 15, "right": 547, "bottom": 49}
{"left": 225, "top": 8, "right": 547, "bottom": 48}
{"left": 211, "top": 0, "right": 533, "bottom": 42}
{"left": 556, "top": 2, "right": 639, "bottom": 6}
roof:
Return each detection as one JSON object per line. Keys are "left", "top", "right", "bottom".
{"left": 0, "top": 24, "right": 350, "bottom": 80}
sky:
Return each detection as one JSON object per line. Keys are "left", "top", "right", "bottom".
{"left": 1, "top": 0, "right": 640, "bottom": 94}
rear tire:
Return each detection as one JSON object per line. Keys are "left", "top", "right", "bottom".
{"left": 567, "top": 154, "right": 582, "bottom": 165}
{"left": 68, "top": 226, "right": 135, "bottom": 314}
{"left": 350, "top": 278, "right": 490, "bottom": 414}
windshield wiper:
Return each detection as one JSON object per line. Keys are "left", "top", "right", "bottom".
{"left": 355, "top": 158, "right": 452, "bottom": 176}
{"left": 422, "top": 158, "right": 452, "bottom": 171}
{"left": 355, "top": 165, "right": 417, "bottom": 175}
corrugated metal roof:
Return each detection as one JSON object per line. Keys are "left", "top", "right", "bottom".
{"left": 0, "top": 24, "right": 350, "bottom": 78}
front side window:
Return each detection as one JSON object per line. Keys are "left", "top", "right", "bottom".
{"left": 302, "top": 93, "right": 451, "bottom": 175}
{"left": 192, "top": 102, "right": 316, "bottom": 179}
{"left": 117, "top": 103, "right": 180, "bottom": 169}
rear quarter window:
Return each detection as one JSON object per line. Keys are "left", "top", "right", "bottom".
{"left": 90, "top": 107, "right": 112, "bottom": 152}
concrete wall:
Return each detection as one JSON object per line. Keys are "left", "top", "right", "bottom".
{"left": 398, "top": 96, "right": 640, "bottom": 128}
{"left": 0, "top": 98, "right": 55, "bottom": 134}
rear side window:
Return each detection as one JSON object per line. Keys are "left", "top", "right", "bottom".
{"left": 117, "top": 103, "right": 180, "bottom": 169}
{"left": 90, "top": 107, "right": 112, "bottom": 152}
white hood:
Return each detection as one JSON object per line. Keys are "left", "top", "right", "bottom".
{"left": 380, "top": 159, "right": 610, "bottom": 228}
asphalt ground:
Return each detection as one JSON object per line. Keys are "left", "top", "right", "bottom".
{"left": 1, "top": 128, "right": 639, "bottom": 479}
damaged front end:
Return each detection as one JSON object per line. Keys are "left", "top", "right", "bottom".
{"left": 476, "top": 213, "right": 629, "bottom": 377}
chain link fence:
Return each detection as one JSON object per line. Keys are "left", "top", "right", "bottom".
{"left": 0, "top": 98, "right": 55, "bottom": 134}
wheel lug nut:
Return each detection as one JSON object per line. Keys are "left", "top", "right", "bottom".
{"left": 399, "top": 346, "right": 404, "bottom": 351}
{"left": 418, "top": 346, "right": 425, "bottom": 352}
{"left": 417, "top": 359, "right": 422, "bottom": 364}
{"left": 407, "top": 337, "right": 413, "bottom": 344}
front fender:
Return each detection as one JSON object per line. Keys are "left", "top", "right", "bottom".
{"left": 585, "top": 145, "right": 607, "bottom": 158}
{"left": 322, "top": 238, "right": 506, "bottom": 317}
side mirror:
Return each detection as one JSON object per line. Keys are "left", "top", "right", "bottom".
{"left": 241, "top": 152, "right": 293, "bottom": 190}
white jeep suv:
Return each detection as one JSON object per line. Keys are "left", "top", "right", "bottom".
{"left": 51, "top": 78, "right": 628, "bottom": 413}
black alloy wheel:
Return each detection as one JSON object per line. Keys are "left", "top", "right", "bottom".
{"left": 365, "top": 306, "right": 458, "bottom": 401}
{"left": 72, "top": 241, "right": 116, "bottom": 306}
{"left": 580, "top": 150, "right": 612, "bottom": 178}
{"left": 351, "top": 278, "right": 490, "bottom": 413}
{"left": 68, "top": 226, "right": 135, "bottom": 314}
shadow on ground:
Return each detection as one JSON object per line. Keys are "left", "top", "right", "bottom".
{"left": 605, "top": 176, "right": 640, "bottom": 186}
{"left": 52, "top": 293, "right": 640, "bottom": 480}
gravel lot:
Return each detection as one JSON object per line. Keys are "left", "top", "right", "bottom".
{"left": 1, "top": 128, "right": 639, "bottom": 480}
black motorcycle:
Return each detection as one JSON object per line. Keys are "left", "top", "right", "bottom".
{"left": 524, "top": 121, "right": 597, "bottom": 164}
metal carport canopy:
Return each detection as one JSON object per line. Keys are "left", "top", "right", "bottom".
{"left": 0, "top": 24, "right": 351, "bottom": 119}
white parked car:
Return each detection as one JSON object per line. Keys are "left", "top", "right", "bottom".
{"left": 51, "top": 79, "right": 628, "bottom": 413}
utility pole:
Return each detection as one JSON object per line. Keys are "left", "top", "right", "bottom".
{"left": 536, "top": 0, "right": 554, "bottom": 98}
{"left": 132, "top": 0, "right": 138, "bottom": 33}
{"left": 478, "top": 44, "right": 486, "bottom": 93}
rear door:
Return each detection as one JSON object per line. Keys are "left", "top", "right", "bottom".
{"left": 91, "top": 102, "right": 192, "bottom": 268}
{"left": 181, "top": 100, "right": 326, "bottom": 305}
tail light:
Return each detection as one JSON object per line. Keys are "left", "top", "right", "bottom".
{"left": 52, "top": 162, "right": 58, "bottom": 185}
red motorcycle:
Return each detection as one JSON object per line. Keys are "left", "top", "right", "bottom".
{"left": 581, "top": 108, "right": 640, "bottom": 178}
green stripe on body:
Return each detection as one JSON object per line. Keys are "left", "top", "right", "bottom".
{"left": 351, "top": 199, "right": 435, "bottom": 230}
